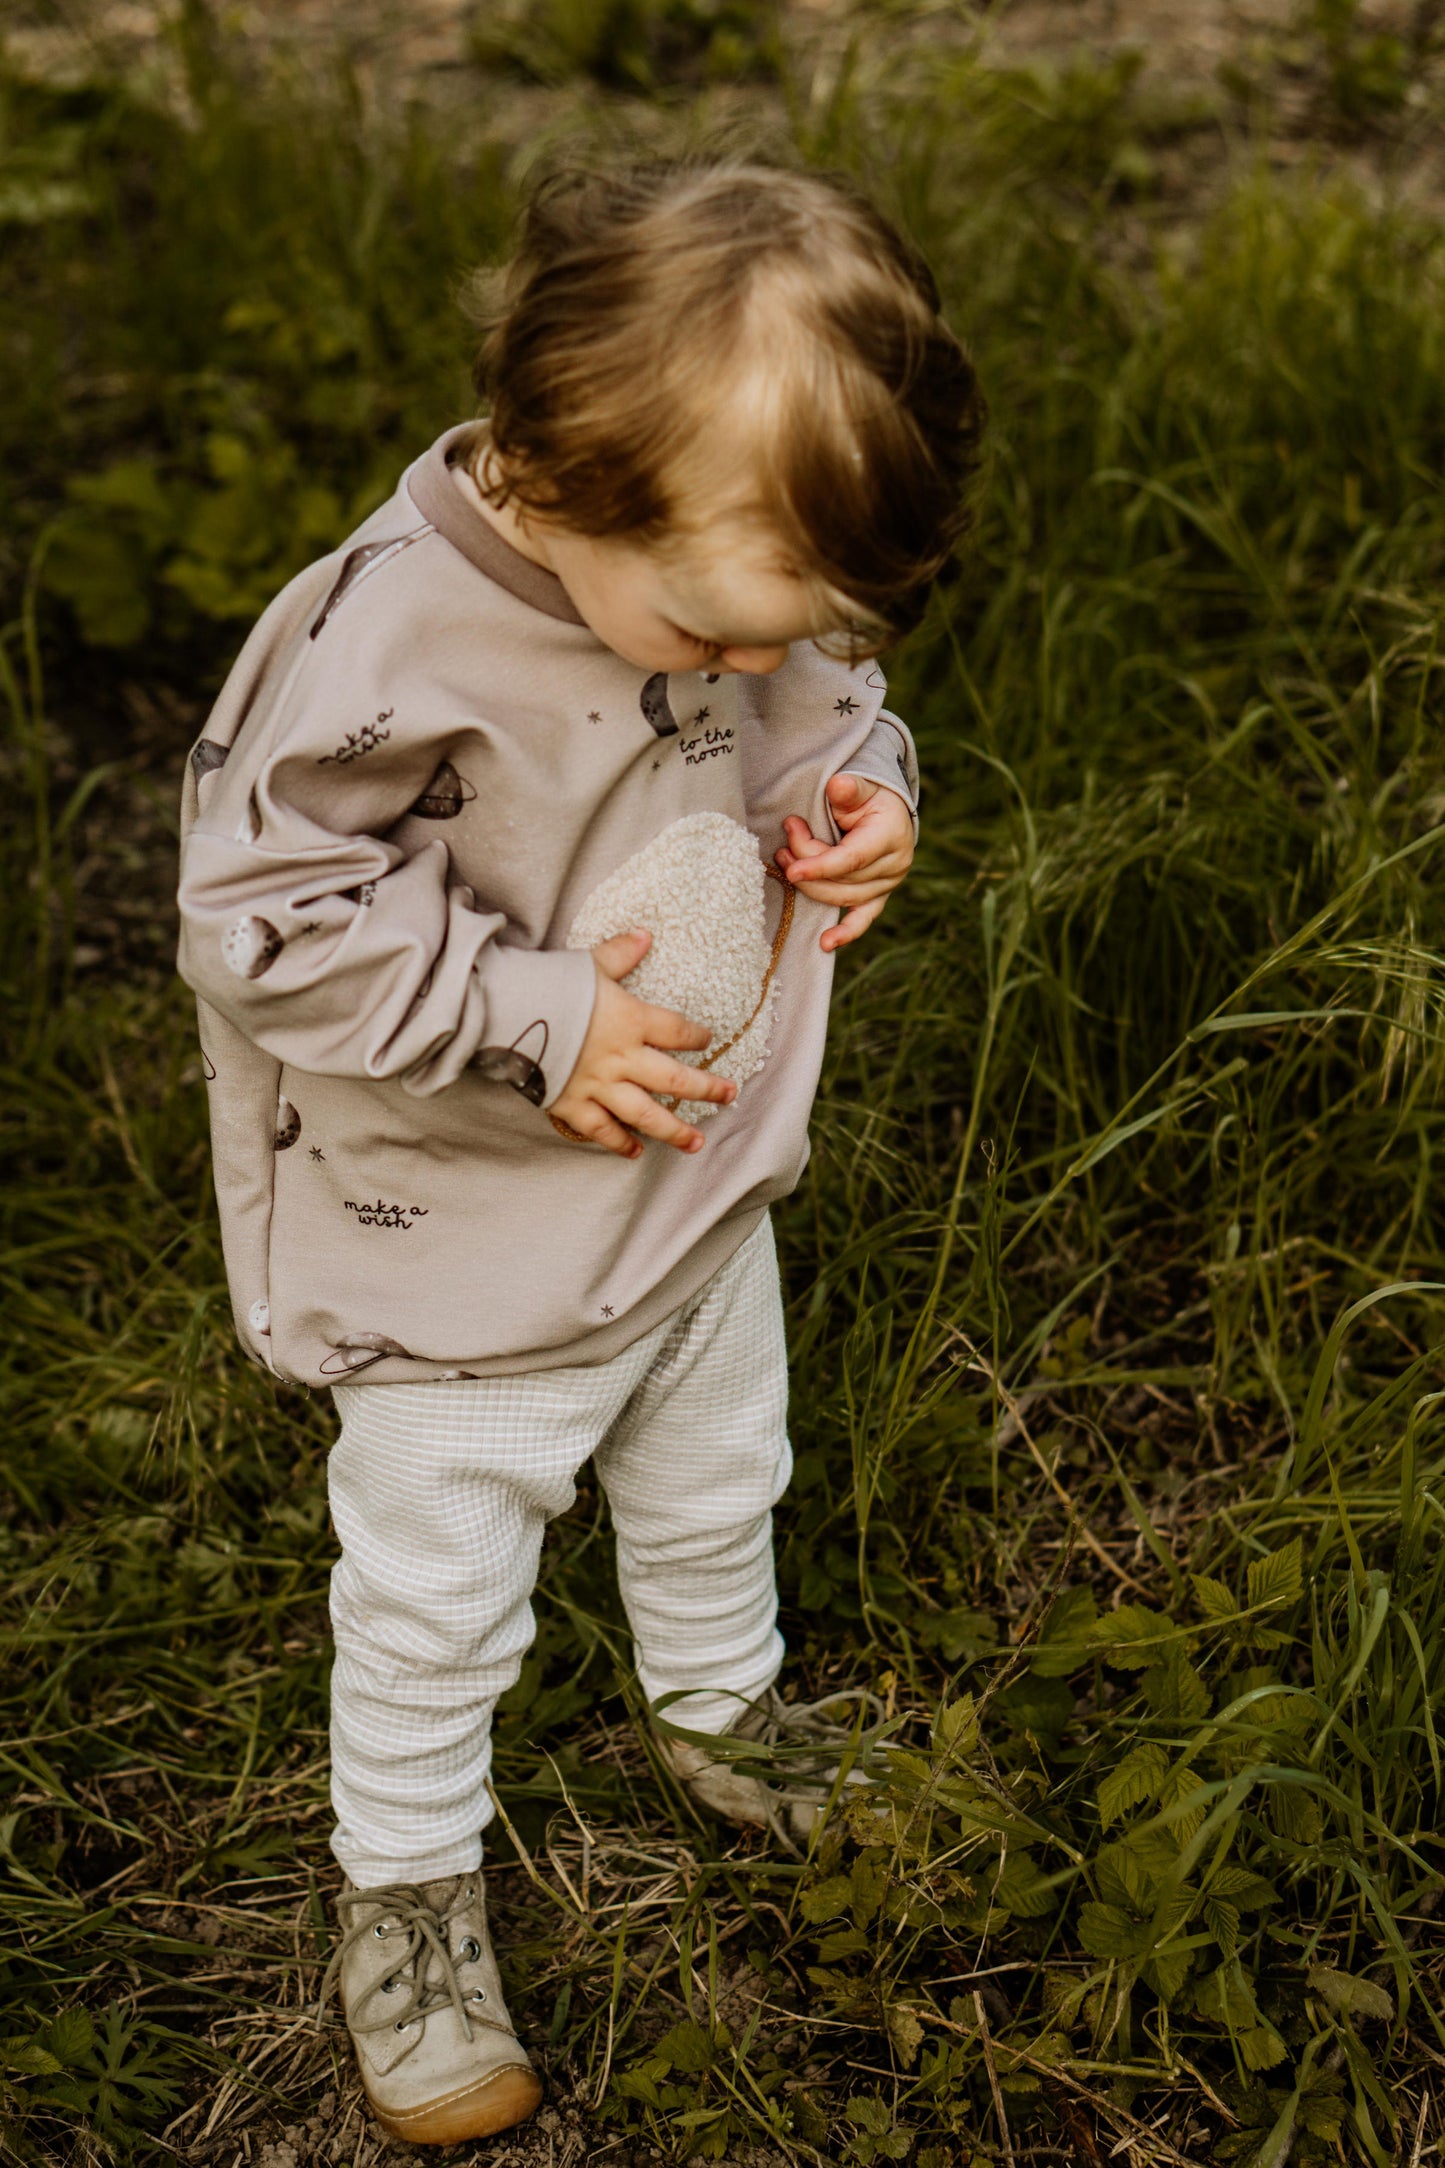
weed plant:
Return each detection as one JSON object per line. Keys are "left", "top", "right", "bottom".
{"left": 3, "top": 8, "right": 1445, "bottom": 2164}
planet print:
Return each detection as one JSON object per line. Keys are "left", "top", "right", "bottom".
{"left": 408, "top": 762, "right": 477, "bottom": 820}
{"left": 274, "top": 1096, "right": 300, "bottom": 1149}
{"left": 223, "top": 916, "right": 283, "bottom": 979}
{"left": 248, "top": 1297, "right": 271, "bottom": 1336}
{"left": 319, "top": 1331, "right": 415, "bottom": 1377}
{"left": 640, "top": 673, "right": 679, "bottom": 738}
{"left": 191, "top": 739, "right": 230, "bottom": 781}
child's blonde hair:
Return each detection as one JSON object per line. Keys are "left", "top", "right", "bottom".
{"left": 465, "top": 159, "right": 985, "bottom": 651}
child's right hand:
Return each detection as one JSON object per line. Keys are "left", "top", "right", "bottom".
{"left": 551, "top": 929, "right": 735, "bottom": 1159}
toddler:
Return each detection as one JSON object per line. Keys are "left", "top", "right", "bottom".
{"left": 177, "top": 159, "right": 982, "bottom": 2145}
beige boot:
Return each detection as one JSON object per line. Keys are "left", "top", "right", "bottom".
{"left": 323, "top": 1874, "right": 542, "bottom": 2145}
{"left": 662, "top": 1688, "right": 886, "bottom": 1847}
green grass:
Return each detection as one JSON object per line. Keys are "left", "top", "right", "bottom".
{"left": 4, "top": 7, "right": 1445, "bottom": 2163}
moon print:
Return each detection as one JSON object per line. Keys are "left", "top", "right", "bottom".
{"left": 248, "top": 1297, "right": 271, "bottom": 1337}
{"left": 274, "top": 1096, "right": 300, "bottom": 1150}
{"left": 191, "top": 739, "right": 230, "bottom": 781}
{"left": 640, "top": 672, "right": 679, "bottom": 738}
{"left": 408, "top": 762, "right": 477, "bottom": 820}
{"left": 319, "top": 1331, "right": 415, "bottom": 1377}
{"left": 223, "top": 916, "right": 283, "bottom": 979}
{"left": 202, "top": 1051, "right": 217, "bottom": 1081}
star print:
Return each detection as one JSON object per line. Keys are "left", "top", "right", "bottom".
{"left": 601, "top": 1304, "right": 615, "bottom": 1318}
{"left": 298, "top": 920, "right": 323, "bottom": 936}
{"left": 692, "top": 706, "right": 711, "bottom": 724}
{"left": 651, "top": 759, "right": 662, "bottom": 771}
{"left": 308, "top": 1146, "right": 325, "bottom": 1162}
{"left": 587, "top": 710, "right": 602, "bottom": 724}
{"left": 835, "top": 696, "right": 859, "bottom": 715}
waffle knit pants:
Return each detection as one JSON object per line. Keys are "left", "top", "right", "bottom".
{"left": 326, "top": 1216, "right": 791, "bottom": 1887}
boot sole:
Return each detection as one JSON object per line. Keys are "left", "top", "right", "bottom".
{"left": 367, "top": 2061, "right": 543, "bottom": 2144}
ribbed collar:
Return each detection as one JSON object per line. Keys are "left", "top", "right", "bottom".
{"left": 406, "top": 425, "right": 586, "bottom": 627}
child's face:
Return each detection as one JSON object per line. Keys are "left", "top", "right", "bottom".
{"left": 538, "top": 519, "right": 832, "bottom": 677}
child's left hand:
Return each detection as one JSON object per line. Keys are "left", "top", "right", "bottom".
{"left": 776, "top": 774, "right": 916, "bottom": 953}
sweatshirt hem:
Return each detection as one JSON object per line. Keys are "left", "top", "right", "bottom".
{"left": 287, "top": 1202, "right": 771, "bottom": 1388}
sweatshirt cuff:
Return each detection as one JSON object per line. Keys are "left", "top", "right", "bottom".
{"left": 469, "top": 942, "right": 597, "bottom": 1112}
{"left": 842, "top": 710, "right": 920, "bottom": 834}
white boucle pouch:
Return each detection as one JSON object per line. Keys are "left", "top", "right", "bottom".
{"left": 565, "top": 811, "right": 792, "bottom": 1125}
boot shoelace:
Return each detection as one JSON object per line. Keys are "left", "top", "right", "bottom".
{"left": 319, "top": 1878, "right": 492, "bottom": 2048}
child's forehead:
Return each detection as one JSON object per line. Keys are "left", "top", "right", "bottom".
{"left": 651, "top": 529, "right": 828, "bottom": 642}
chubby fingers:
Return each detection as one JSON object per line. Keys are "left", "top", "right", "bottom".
{"left": 778, "top": 826, "right": 909, "bottom": 887}
{"left": 628, "top": 1048, "right": 735, "bottom": 1107}
{"left": 821, "top": 895, "right": 889, "bottom": 952}
{"left": 775, "top": 815, "right": 909, "bottom": 888}
{"left": 780, "top": 870, "right": 900, "bottom": 910}
{"left": 634, "top": 996, "right": 713, "bottom": 1055}
{"left": 552, "top": 1080, "right": 712, "bottom": 1158}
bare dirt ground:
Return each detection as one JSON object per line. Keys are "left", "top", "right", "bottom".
{"left": 9, "top": 0, "right": 1445, "bottom": 219}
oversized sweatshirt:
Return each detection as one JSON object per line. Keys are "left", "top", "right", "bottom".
{"left": 176, "top": 425, "right": 918, "bottom": 1386}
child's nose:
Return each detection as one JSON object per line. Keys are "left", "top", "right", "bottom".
{"left": 717, "top": 645, "right": 789, "bottom": 675}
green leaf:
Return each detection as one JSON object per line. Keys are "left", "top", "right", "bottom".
{"left": 1306, "top": 1967, "right": 1395, "bottom": 2024}
{"left": 886, "top": 2005, "right": 926, "bottom": 2068}
{"left": 847, "top": 2091, "right": 893, "bottom": 2135}
{"left": 1210, "top": 1867, "right": 1277, "bottom": 1909}
{"left": 1077, "top": 1901, "right": 1152, "bottom": 1959}
{"left": 800, "top": 1875, "right": 855, "bottom": 1924}
{"left": 1267, "top": 1784, "right": 1324, "bottom": 1846}
{"left": 1141, "top": 1945, "right": 1193, "bottom": 2001}
{"left": 1155, "top": 1762, "right": 1208, "bottom": 1842}
{"left": 816, "top": 1926, "right": 870, "bottom": 1961}
{"left": 1144, "top": 1646, "right": 1211, "bottom": 1722}
{"left": 994, "top": 1849, "right": 1056, "bottom": 1917}
{"left": 1089, "top": 1604, "right": 1170, "bottom": 1667}
{"left": 44, "top": 2010, "right": 95, "bottom": 2065}
{"left": 918, "top": 1611, "right": 999, "bottom": 1664}
{"left": 935, "top": 1694, "right": 979, "bottom": 1754}
{"left": 850, "top": 1854, "right": 888, "bottom": 1926}
{"left": 0, "top": 2039, "right": 65, "bottom": 2076}
{"left": 654, "top": 2019, "right": 719, "bottom": 2073}
{"left": 1032, "top": 1585, "right": 1099, "bottom": 1676}
{"left": 1192, "top": 1574, "right": 1238, "bottom": 1620}
{"left": 1239, "top": 2024, "right": 1289, "bottom": 2070}
{"left": 1097, "top": 1842, "right": 1155, "bottom": 1910}
{"left": 1299, "top": 2072, "right": 1348, "bottom": 2140}
{"left": 1195, "top": 1958, "right": 1260, "bottom": 2029}
{"left": 1097, "top": 1742, "right": 1169, "bottom": 1829}
{"left": 996, "top": 1673, "right": 1075, "bottom": 1737}
{"left": 1202, "top": 1897, "right": 1240, "bottom": 1955}
{"left": 1246, "top": 1539, "right": 1303, "bottom": 1611}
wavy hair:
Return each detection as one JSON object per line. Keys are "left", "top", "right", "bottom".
{"left": 464, "top": 159, "right": 986, "bottom": 650}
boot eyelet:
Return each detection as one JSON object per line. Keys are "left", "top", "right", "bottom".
{"left": 381, "top": 1977, "right": 396, "bottom": 1994}
{"left": 394, "top": 2019, "right": 411, "bottom": 2033}
{"left": 468, "top": 1988, "right": 487, "bottom": 2003}
{"left": 372, "top": 1922, "right": 389, "bottom": 1938}
{"left": 459, "top": 1936, "right": 481, "bottom": 1962}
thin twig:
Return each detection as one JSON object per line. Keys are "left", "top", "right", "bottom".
{"left": 975, "top": 1988, "right": 1018, "bottom": 2168}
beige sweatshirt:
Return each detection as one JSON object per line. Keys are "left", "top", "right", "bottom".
{"left": 176, "top": 426, "right": 918, "bottom": 1386}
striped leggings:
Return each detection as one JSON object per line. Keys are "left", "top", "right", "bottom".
{"left": 326, "top": 1217, "right": 791, "bottom": 1887}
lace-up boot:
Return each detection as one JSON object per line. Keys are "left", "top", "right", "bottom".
{"left": 323, "top": 1873, "right": 542, "bottom": 2143}
{"left": 662, "top": 1687, "right": 885, "bottom": 1847}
